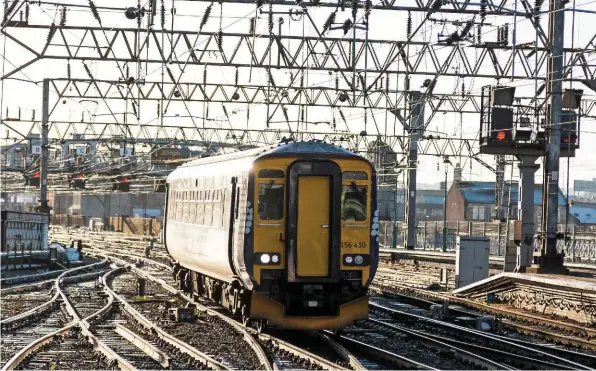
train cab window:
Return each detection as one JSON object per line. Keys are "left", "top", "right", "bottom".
{"left": 258, "top": 182, "right": 284, "bottom": 220}
{"left": 341, "top": 183, "right": 367, "bottom": 221}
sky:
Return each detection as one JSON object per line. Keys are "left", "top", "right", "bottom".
{"left": 1, "top": 0, "right": 595, "bottom": 190}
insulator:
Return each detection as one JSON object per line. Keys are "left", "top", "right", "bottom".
{"left": 430, "top": 0, "right": 442, "bottom": 13}
{"left": 268, "top": 6, "right": 273, "bottom": 33}
{"left": 46, "top": 23, "right": 56, "bottom": 45}
{"left": 386, "top": 73, "right": 390, "bottom": 92}
{"left": 248, "top": 17, "right": 256, "bottom": 36}
{"left": 379, "top": 77, "right": 383, "bottom": 91}
{"left": 235, "top": 68, "right": 239, "bottom": 85}
{"left": 342, "top": 19, "right": 352, "bottom": 35}
{"left": 256, "top": 0, "right": 263, "bottom": 8}
{"left": 25, "top": 1, "right": 30, "bottom": 21}
{"left": 301, "top": 107, "right": 305, "bottom": 122}
{"left": 460, "top": 20, "right": 473, "bottom": 39}
{"left": 358, "top": 74, "right": 365, "bottom": 88}
{"left": 88, "top": 0, "right": 101, "bottom": 24}
{"left": 160, "top": 0, "right": 165, "bottom": 28}
{"left": 351, "top": 0, "right": 357, "bottom": 19}
{"left": 339, "top": 109, "right": 346, "bottom": 124}
{"left": 67, "top": 61, "right": 71, "bottom": 80}
{"left": 217, "top": 29, "right": 223, "bottom": 50}
{"left": 300, "top": 75, "right": 304, "bottom": 88}
{"left": 534, "top": 0, "right": 543, "bottom": 22}
{"left": 461, "top": 81, "right": 464, "bottom": 97}
{"left": 203, "top": 67, "right": 207, "bottom": 85}
{"left": 335, "top": 76, "right": 339, "bottom": 91}
{"left": 479, "top": 0, "right": 487, "bottom": 24}
{"left": 406, "top": 11, "right": 412, "bottom": 38}
{"left": 282, "top": 107, "right": 289, "bottom": 123}
{"left": 476, "top": 24, "right": 482, "bottom": 43}
{"left": 323, "top": 11, "right": 336, "bottom": 34}
{"left": 4, "top": 0, "right": 18, "bottom": 22}
{"left": 60, "top": 7, "right": 67, "bottom": 26}
{"left": 340, "top": 0, "right": 345, "bottom": 11}
{"left": 503, "top": 23, "right": 509, "bottom": 45}
{"left": 200, "top": 3, "right": 212, "bottom": 30}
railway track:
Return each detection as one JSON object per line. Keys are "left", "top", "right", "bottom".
{"left": 367, "top": 293, "right": 596, "bottom": 370}
{"left": 45, "top": 228, "right": 596, "bottom": 370}
{"left": 372, "top": 278, "right": 596, "bottom": 350}
{"left": 84, "top": 245, "right": 373, "bottom": 370}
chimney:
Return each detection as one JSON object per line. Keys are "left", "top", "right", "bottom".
{"left": 453, "top": 162, "right": 462, "bottom": 184}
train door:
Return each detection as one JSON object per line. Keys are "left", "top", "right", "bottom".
{"left": 296, "top": 176, "right": 330, "bottom": 276}
{"left": 286, "top": 160, "right": 342, "bottom": 283}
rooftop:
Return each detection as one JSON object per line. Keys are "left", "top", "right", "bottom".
{"left": 454, "top": 181, "right": 567, "bottom": 207}
{"left": 570, "top": 202, "right": 596, "bottom": 224}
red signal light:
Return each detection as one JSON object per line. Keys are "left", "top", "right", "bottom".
{"left": 496, "top": 131, "right": 506, "bottom": 141}
{"left": 33, "top": 172, "right": 40, "bottom": 178}
{"left": 122, "top": 177, "right": 129, "bottom": 183}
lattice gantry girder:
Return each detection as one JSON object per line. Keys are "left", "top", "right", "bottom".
{"left": 3, "top": 24, "right": 593, "bottom": 84}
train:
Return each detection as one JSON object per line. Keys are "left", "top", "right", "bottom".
{"left": 164, "top": 140, "right": 379, "bottom": 330}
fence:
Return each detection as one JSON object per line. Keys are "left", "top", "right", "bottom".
{"left": 379, "top": 221, "right": 596, "bottom": 262}
{"left": 51, "top": 214, "right": 161, "bottom": 236}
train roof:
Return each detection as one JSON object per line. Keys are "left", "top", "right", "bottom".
{"left": 180, "top": 141, "right": 365, "bottom": 168}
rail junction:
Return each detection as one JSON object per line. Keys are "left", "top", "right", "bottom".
{"left": 1, "top": 227, "right": 593, "bottom": 370}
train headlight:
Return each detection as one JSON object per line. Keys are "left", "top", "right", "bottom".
{"left": 255, "top": 253, "right": 280, "bottom": 265}
{"left": 343, "top": 254, "right": 369, "bottom": 266}
{"left": 354, "top": 255, "right": 364, "bottom": 265}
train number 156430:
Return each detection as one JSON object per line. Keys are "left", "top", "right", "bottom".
{"left": 341, "top": 241, "right": 367, "bottom": 249}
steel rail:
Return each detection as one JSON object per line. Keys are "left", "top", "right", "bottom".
{"left": 58, "top": 269, "right": 137, "bottom": 371}
{"left": 322, "top": 330, "right": 435, "bottom": 370}
{"left": 1, "top": 266, "right": 131, "bottom": 371}
{"left": 1, "top": 261, "right": 109, "bottom": 328}
{"left": 312, "top": 331, "right": 367, "bottom": 371}
{"left": 372, "top": 282, "right": 596, "bottom": 340}
{"left": 93, "top": 251, "right": 273, "bottom": 370}
{"left": 366, "top": 318, "right": 560, "bottom": 370}
{"left": 102, "top": 267, "right": 228, "bottom": 370}
{"left": 114, "top": 324, "right": 171, "bottom": 369}
{"left": 370, "top": 301, "right": 592, "bottom": 370}
{"left": 257, "top": 332, "right": 348, "bottom": 370}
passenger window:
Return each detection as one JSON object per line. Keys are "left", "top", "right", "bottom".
{"left": 342, "top": 171, "right": 368, "bottom": 180}
{"left": 258, "top": 169, "right": 285, "bottom": 178}
{"left": 258, "top": 183, "right": 284, "bottom": 220}
{"left": 341, "top": 183, "right": 367, "bottom": 221}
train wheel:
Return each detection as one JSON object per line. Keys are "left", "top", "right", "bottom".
{"left": 242, "top": 315, "right": 251, "bottom": 327}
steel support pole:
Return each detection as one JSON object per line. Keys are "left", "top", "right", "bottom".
{"left": 495, "top": 155, "right": 506, "bottom": 221}
{"left": 392, "top": 174, "right": 399, "bottom": 249}
{"left": 541, "top": 0, "right": 566, "bottom": 270}
{"left": 517, "top": 156, "right": 540, "bottom": 271}
{"left": 405, "top": 91, "right": 424, "bottom": 250}
{"left": 37, "top": 79, "right": 51, "bottom": 214}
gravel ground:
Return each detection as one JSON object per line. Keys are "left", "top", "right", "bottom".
{"left": 1, "top": 290, "right": 53, "bottom": 320}
{"left": 15, "top": 327, "right": 116, "bottom": 370}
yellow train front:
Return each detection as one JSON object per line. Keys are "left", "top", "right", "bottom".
{"left": 166, "top": 140, "right": 379, "bottom": 330}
